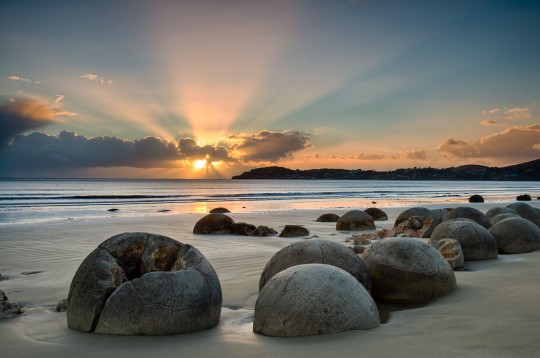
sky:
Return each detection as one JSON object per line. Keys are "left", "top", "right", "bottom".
{"left": 1, "top": 0, "right": 539, "bottom": 178}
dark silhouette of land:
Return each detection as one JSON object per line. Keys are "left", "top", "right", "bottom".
{"left": 232, "top": 159, "right": 540, "bottom": 181}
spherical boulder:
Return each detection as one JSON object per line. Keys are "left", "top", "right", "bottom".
{"left": 364, "top": 207, "right": 388, "bottom": 221}
{"left": 253, "top": 264, "right": 379, "bottom": 337}
{"left": 360, "top": 237, "right": 456, "bottom": 304}
{"left": 67, "top": 232, "right": 222, "bottom": 335}
{"left": 428, "top": 238, "right": 464, "bottom": 270}
{"left": 442, "top": 206, "right": 491, "bottom": 229}
{"left": 485, "top": 207, "right": 518, "bottom": 220}
{"left": 316, "top": 213, "right": 340, "bottom": 222}
{"left": 393, "top": 207, "right": 444, "bottom": 238}
{"left": 469, "top": 194, "right": 484, "bottom": 203}
{"left": 279, "top": 225, "right": 309, "bottom": 237}
{"left": 431, "top": 220, "right": 498, "bottom": 260}
{"left": 490, "top": 213, "right": 520, "bottom": 226}
{"left": 259, "top": 239, "right": 371, "bottom": 291}
{"left": 209, "top": 207, "right": 231, "bottom": 213}
{"left": 193, "top": 213, "right": 234, "bottom": 234}
{"left": 489, "top": 217, "right": 540, "bottom": 254}
{"left": 336, "top": 210, "right": 375, "bottom": 231}
{"left": 507, "top": 202, "right": 540, "bottom": 228}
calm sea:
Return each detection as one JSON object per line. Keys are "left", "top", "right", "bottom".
{"left": 0, "top": 179, "right": 538, "bottom": 225}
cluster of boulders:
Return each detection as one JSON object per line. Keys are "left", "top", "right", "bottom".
{"left": 193, "top": 213, "right": 278, "bottom": 237}
{"left": 254, "top": 240, "right": 378, "bottom": 337}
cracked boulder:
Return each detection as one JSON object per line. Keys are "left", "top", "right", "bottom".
{"left": 442, "top": 207, "right": 491, "bottom": 229}
{"left": 67, "top": 232, "right": 222, "bottom": 335}
{"left": 336, "top": 210, "right": 375, "bottom": 231}
{"left": 361, "top": 237, "right": 456, "bottom": 304}
{"left": 394, "top": 207, "right": 444, "bottom": 238}
{"left": 489, "top": 217, "right": 540, "bottom": 254}
{"left": 253, "top": 263, "right": 379, "bottom": 337}
{"left": 259, "top": 239, "right": 371, "bottom": 292}
{"left": 431, "top": 220, "right": 498, "bottom": 261}
{"left": 428, "top": 238, "right": 464, "bottom": 270}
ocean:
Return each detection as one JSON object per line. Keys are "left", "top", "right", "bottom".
{"left": 0, "top": 179, "right": 538, "bottom": 225}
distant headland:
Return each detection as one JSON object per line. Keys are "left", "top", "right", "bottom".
{"left": 232, "top": 159, "right": 540, "bottom": 181}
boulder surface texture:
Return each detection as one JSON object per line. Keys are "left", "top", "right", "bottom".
{"left": 489, "top": 217, "right": 540, "bottom": 254}
{"left": 361, "top": 237, "right": 456, "bottom": 304}
{"left": 431, "top": 220, "right": 498, "bottom": 261}
{"left": 442, "top": 207, "right": 491, "bottom": 229}
{"left": 253, "top": 264, "right": 379, "bottom": 337}
{"left": 336, "top": 210, "right": 376, "bottom": 231}
{"left": 507, "top": 202, "right": 540, "bottom": 228}
{"left": 67, "top": 232, "right": 222, "bottom": 335}
{"left": 259, "top": 239, "right": 371, "bottom": 291}
{"left": 428, "top": 238, "right": 465, "bottom": 269}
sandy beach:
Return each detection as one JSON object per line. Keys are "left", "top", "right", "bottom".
{"left": 1, "top": 201, "right": 540, "bottom": 358}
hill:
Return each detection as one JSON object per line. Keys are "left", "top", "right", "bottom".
{"left": 232, "top": 159, "right": 540, "bottom": 181}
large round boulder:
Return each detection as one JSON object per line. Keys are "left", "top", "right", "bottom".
{"left": 442, "top": 207, "right": 491, "bottom": 229}
{"left": 67, "top": 232, "right": 222, "bottom": 335}
{"left": 485, "top": 207, "right": 518, "bottom": 220}
{"left": 490, "top": 213, "right": 520, "bottom": 226}
{"left": 259, "top": 239, "right": 371, "bottom": 291}
{"left": 507, "top": 202, "right": 540, "bottom": 228}
{"left": 316, "top": 213, "right": 340, "bottom": 222}
{"left": 364, "top": 207, "right": 388, "bottom": 221}
{"left": 431, "top": 220, "right": 498, "bottom": 260}
{"left": 489, "top": 217, "right": 540, "bottom": 254}
{"left": 253, "top": 264, "right": 379, "bottom": 337}
{"left": 336, "top": 210, "right": 375, "bottom": 231}
{"left": 193, "top": 213, "right": 234, "bottom": 234}
{"left": 360, "top": 237, "right": 456, "bottom": 304}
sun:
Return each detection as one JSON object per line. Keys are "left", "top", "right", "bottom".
{"left": 193, "top": 159, "right": 207, "bottom": 170}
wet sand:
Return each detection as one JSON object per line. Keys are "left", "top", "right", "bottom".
{"left": 1, "top": 202, "right": 540, "bottom": 357}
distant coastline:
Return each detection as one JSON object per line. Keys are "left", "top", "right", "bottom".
{"left": 232, "top": 159, "right": 540, "bottom": 181}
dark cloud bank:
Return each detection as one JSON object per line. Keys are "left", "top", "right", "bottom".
{"left": 0, "top": 100, "right": 312, "bottom": 176}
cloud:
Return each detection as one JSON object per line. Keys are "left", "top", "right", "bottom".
{"left": 226, "top": 130, "right": 312, "bottom": 162}
{"left": 0, "top": 131, "right": 181, "bottom": 172}
{"left": 0, "top": 97, "right": 76, "bottom": 146}
{"left": 54, "top": 95, "right": 65, "bottom": 105}
{"left": 178, "top": 138, "right": 236, "bottom": 163}
{"left": 437, "top": 125, "right": 540, "bottom": 161}
{"left": 79, "top": 73, "right": 113, "bottom": 84}
{"left": 7, "top": 75, "right": 41, "bottom": 84}
{"left": 480, "top": 120, "right": 500, "bottom": 126}
{"left": 482, "top": 107, "right": 533, "bottom": 121}
{"left": 350, "top": 153, "right": 385, "bottom": 160}
{"left": 403, "top": 149, "right": 428, "bottom": 160}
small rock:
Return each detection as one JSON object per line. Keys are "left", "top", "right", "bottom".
{"left": 157, "top": 209, "right": 171, "bottom": 213}
{"left": 429, "top": 238, "right": 464, "bottom": 269}
{"left": 231, "top": 222, "right": 257, "bottom": 235}
{"left": 516, "top": 194, "right": 532, "bottom": 201}
{"left": 353, "top": 245, "right": 367, "bottom": 254}
{"left": 56, "top": 299, "right": 68, "bottom": 312}
{"left": 1, "top": 290, "right": 23, "bottom": 319}
{"left": 279, "top": 225, "right": 309, "bottom": 237}
{"left": 21, "top": 271, "right": 44, "bottom": 275}
{"left": 209, "top": 207, "right": 231, "bottom": 214}
{"left": 468, "top": 194, "right": 484, "bottom": 203}
{"left": 107, "top": 208, "right": 119, "bottom": 212}
{"left": 251, "top": 226, "right": 278, "bottom": 237}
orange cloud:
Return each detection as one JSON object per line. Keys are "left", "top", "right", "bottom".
{"left": 437, "top": 125, "right": 540, "bottom": 161}
{"left": 350, "top": 153, "right": 385, "bottom": 160}
{"left": 403, "top": 149, "right": 428, "bottom": 160}
{"left": 482, "top": 107, "right": 533, "bottom": 121}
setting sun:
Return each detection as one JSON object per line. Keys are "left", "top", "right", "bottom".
{"left": 193, "top": 159, "right": 207, "bottom": 170}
